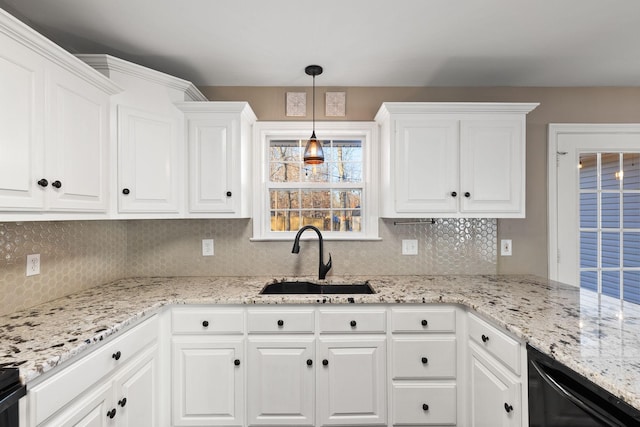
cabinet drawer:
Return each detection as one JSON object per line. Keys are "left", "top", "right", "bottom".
{"left": 30, "top": 315, "right": 158, "bottom": 425}
{"left": 247, "top": 308, "right": 315, "bottom": 333}
{"left": 391, "top": 307, "right": 456, "bottom": 333}
{"left": 319, "top": 309, "right": 386, "bottom": 333}
{"left": 392, "top": 383, "right": 457, "bottom": 425}
{"left": 392, "top": 337, "right": 456, "bottom": 380}
{"left": 468, "top": 313, "right": 521, "bottom": 374}
{"left": 172, "top": 307, "right": 243, "bottom": 334}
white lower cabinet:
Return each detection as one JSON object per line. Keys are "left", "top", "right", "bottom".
{"left": 467, "top": 313, "right": 525, "bottom": 427}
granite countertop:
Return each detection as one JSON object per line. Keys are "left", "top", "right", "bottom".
{"left": 1, "top": 274, "right": 639, "bottom": 410}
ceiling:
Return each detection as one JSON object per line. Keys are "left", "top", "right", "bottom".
{"left": 1, "top": 0, "right": 640, "bottom": 87}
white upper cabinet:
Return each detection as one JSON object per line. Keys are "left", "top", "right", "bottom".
{"left": 177, "top": 102, "right": 256, "bottom": 218}
{"left": 375, "top": 103, "right": 538, "bottom": 218}
{"left": 77, "top": 54, "right": 208, "bottom": 218}
{"left": 0, "top": 9, "right": 119, "bottom": 219}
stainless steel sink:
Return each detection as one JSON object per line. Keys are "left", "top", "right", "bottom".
{"left": 260, "top": 281, "right": 375, "bottom": 295}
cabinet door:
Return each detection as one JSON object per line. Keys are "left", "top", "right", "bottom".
{"left": 46, "top": 64, "right": 109, "bottom": 211}
{"left": 318, "top": 336, "right": 387, "bottom": 426}
{"left": 0, "top": 35, "right": 45, "bottom": 210}
{"left": 460, "top": 119, "right": 524, "bottom": 215}
{"left": 113, "top": 346, "right": 157, "bottom": 427}
{"left": 172, "top": 337, "right": 244, "bottom": 426}
{"left": 469, "top": 345, "right": 521, "bottom": 427}
{"left": 187, "top": 117, "right": 235, "bottom": 214}
{"left": 394, "top": 119, "right": 459, "bottom": 213}
{"left": 247, "top": 336, "right": 315, "bottom": 426}
{"left": 117, "top": 106, "right": 181, "bottom": 213}
{"left": 40, "top": 382, "right": 113, "bottom": 427}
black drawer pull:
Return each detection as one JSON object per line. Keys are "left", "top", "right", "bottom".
{"left": 421, "top": 319, "right": 428, "bottom": 326}
{"left": 112, "top": 351, "right": 121, "bottom": 360}
{"left": 107, "top": 408, "right": 116, "bottom": 419}
{"left": 277, "top": 319, "right": 284, "bottom": 326}
{"left": 451, "top": 191, "right": 457, "bottom": 197}
{"left": 37, "top": 179, "right": 48, "bottom": 187}
{"left": 422, "top": 403, "right": 429, "bottom": 411}
{"left": 464, "top": 192, "right": 471, "bottom": 198}
{"left": 52, "top": 180, "right": 62, "bottom": 189}
{"left": 122, "top": 188, "right": 130, "bottom": 195}
{"left": 322, "top": 359, "right": 329, "bottom": 366}
{"left": 350, "top": 320, "right": 357, "bottom": 327}
{"left": 234, "top": 359, "right": 241, "bottom": 366}
{"left": 226, "top": 191, "right": 232, "bottom": 197}
{"left": 307, "top": 359, "right": 313, "bottom": 366}
{"left": 202, "top": 320, "right": 209, "bottom": 327}
{"left": 481, "top": 334, "right": 490, "bottom": 343}
{"left": 504, "top": 403, "right": 513, "bottom": 413}
{"left": 421, "top": 357, "right": 428, "bottom": 364}
{"left": 118, "top": 398, "right": 127, "bottom": 407}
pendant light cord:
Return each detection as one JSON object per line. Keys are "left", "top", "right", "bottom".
{"left": 312, "top": 73, "right": 316, "bottom": 135}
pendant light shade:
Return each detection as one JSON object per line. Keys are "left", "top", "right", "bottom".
{"left": 304, "top": 65, "right": 324, "bottom": 165}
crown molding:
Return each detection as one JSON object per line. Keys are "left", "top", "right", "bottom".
{"left": 375, "top": 102, "right": 540, "bottom": 120}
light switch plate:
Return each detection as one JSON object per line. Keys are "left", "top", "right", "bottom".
{"left": 501, "top": 239, "right": 513, "bottom": 256}
{"left": 26, "top": 254, "right": 40, "bottom": 276}
{"left": 202, "top": 239, "right": 214, "bottom": 256}
{"left": 402, "top": 239, "right": 418, "bottom": 255}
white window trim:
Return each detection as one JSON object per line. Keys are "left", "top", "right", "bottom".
{"left": 251, "top": 121, "right": 380, "bottom": 241}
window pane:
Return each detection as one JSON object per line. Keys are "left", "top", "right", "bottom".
{"left": 331, "top": 210, "right": 362, "bottom": 232}
{"left": 270, "top": 140, "right": 301, "bottom": 162}
{"left": 580, "top": 270, "right": 598, "bottom": 292}
{"left": 580, "top": 193, "right": 597, "bottom": 228}
{"left": 301, "top": 190, "right": 330, "bottom": 209}
{"left": 301, "top": 210, "right": 330, "bottom": 231}
{"left": 270, "top": 211, "right": 300, "bottom": 231}
{"left": 601, "top": 153, "right": 621, "bottom": 190}
{"left": 623, "top": 232, "right": 640, "bottom": 267}
{"left": 601, "top": 232, "right": 620, "bottom": 267}
{"left": 580, "top": 231, "right": 597, "bottom": 268}
{"left": 328, "top": 162, "right": 362, "bottom": 183}
{"left": 602, "top": 271, "right": 620, "bottom": 298}
{"left": 270, "top": 162, "right": 302, "bottom": 183}
{"left": 331, "top": 190, "right": 362, "bottom": 210}
{"left": 579, "top": 154, "right": 597, "bottom": 190}
{"left": 623, "top": 271, "right": 640, "bottom": 304}
{"left": 623, "top": 153, "right": 640, "bottom": 190}
{"left": 601, "top": 193, "right": 620, "bottom": 228}
{"left": 270, "top": 190, "right": 300, "bottom": 209}
{"left": 623, "top": 194, "right": 640, "bottom": 228}
{"left": 302, "top": 163, "right": 330, "bottom": 183}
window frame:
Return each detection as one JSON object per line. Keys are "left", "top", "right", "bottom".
{"left": 252, "top": 121, "right": 379, "bottom": 241}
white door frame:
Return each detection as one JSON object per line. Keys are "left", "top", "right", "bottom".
{"left": 548, "top": 123, "right": 640, "bottom": 282}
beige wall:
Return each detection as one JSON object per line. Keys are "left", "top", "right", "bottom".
{"left": 202, "top": 86, "right": 640, "bottom": 276}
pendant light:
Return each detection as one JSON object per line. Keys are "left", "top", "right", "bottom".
{"left": 303, "top": 65, "right": 324, "bottom": 164}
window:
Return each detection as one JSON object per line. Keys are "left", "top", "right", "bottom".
{"left": 252, "top": 122, "right": 379, "bottom": 240}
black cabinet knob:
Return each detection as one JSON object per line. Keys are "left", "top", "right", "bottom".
{"left": 306, "top": 359, "right": 313, "bottom": 366}
{"left": 52, "top": 180, "right": 62, "bottom": 189}
{"left": 504, "top": 403, "right": 513, "bottom": 413}
{"left": 451, "top": 191, "right": 457, "bottom": 197}
{"left": 118, "top": 398, "right": 127, "bottom": 407}
{"left": 226, "top": 191, "right": 232, "bottom": 197}
{"left": 350, "top": 320, "right": 357, "bottom": 328}
{"left": 481, "top": 334, "right": 490, "bottom": 343}
{"left": 421, "top": 319, "right": 428, "bottom": 326}
{"left": 277, "top": 319, "right": 284, "bottom": 326}
{"left": 322, "top": 359, "right": 329, "bottom": 366}
{"left": 234, "top": 359, "right": 240, "bottom": 366}
{"left": 37, "top": 179, "right": 48, "bottom": 187}
{"left": 112, "top": 351, "right": 121, "bottom": 360}
{"left": 202, "top": 320, "right": 209, "bottom": 327}
{"left": 464, "top": 192, "right": 471, "bottom": 198}
{"left": 422, "top": 404, "right": 429, "bottom": 411}
{"left": 421, "top": 357, "right": 428, "bottom": 364}
{"left": 122, "top": 188, "right": 130, "bottom": 195}
{"left": 107, "top": 408, "right": 116, "bottom": 419}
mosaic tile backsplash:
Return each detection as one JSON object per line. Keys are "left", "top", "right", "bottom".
{"left": 0, "top": 218, "right": 496, "bottom": 316}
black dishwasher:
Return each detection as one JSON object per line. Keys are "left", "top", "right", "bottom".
{"left": 527, "top": 344, "right": 640, "bottom": 426}
{"left": 0, "top": 368, "right": 26, "bottom": 427}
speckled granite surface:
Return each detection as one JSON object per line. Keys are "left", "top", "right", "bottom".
{"left": 1, "top": 275, "right": 639, "bottom": 410}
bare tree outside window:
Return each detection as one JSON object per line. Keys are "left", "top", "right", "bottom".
{"left": 269, "top": 139, "right": 363, "bottom": 232}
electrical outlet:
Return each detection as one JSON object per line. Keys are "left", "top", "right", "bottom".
{"left": 202, "top": 239, "right": 214, "bottom": 256}
{"left": 501, "top": 239, "right": 513, "bottom": 256}
{"left": 402, "top": 239, "right": 418, "bottom": 255}
{"left": 26, "top": 254, "right": 40, "bottom": 276}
